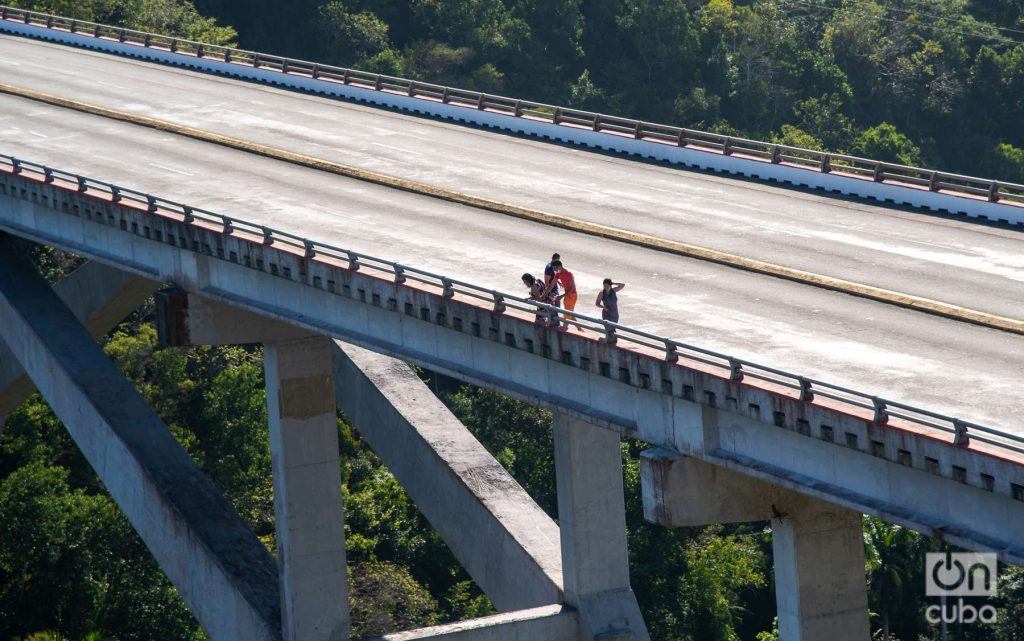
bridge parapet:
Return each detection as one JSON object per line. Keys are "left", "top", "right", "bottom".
{"left": 2, "top": 6, "right": 1024, "bottom": 223}
{"left": 2, "top": 156, "right": 1023, "bottom": 563}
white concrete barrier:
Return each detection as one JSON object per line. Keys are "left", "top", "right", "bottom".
{"left": 3, "top": 18, "right": 1023, "bottom": 225}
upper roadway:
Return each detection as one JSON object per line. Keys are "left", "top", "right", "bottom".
{"left": 2, "top": 34, "right": 1024, "bottom": 434}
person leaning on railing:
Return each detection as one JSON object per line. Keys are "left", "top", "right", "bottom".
{"left": 522, "top": 273, "right": 559, "bottom": 327}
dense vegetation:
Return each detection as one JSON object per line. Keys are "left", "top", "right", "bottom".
{"left": 2, "top": 0, "right": 1024, "bottom": 639}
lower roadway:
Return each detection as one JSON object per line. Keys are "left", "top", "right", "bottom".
{"left": 2, "top": 92, "right": 1023, "bottom": 437}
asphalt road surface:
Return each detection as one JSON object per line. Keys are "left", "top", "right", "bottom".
{"left": 1, "top": 35, "right": 1023, "bottom": 436}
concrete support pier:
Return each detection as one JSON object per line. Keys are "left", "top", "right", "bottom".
{"left": 553, "top": 411, "right": 650, "bottom": 641}
{"left": 641, "top": 450, "right": 869, "bottom": 641}
{"left": 265, "top": 337, "right": 350, "bottom": 641}
{"left": 772, "top": 500, "right": 869, "bottom": 641}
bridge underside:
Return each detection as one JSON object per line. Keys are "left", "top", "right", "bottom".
{"left": 0, "top": 238, "right": 886, "bottom": 640}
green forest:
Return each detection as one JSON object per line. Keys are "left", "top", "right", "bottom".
{"left": 2, "top": 0, "right": 1024, "bottom": 640}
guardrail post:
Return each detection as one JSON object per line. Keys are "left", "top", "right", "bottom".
{"left": 261, "top": 226, "right": 273, "bottom": 245}
{"left": 664, "top": 342, "right": 679, "bottom": 363}
{"left": 252, "top": 53, "right": 259, "bottom": 67}
{"left": 798, "top": 377, "right": 814, "bottom": 402}
{"left": 393, "top": 265, "right": 406, "bottom": 284}
{"left": 603, "top": 324, "right": 617, "bottom": 345}
{"left": 10, "top": 158, "right": 21, "bottom": 175}
{"left": 492, "top": 293, "right": 506, "bottom": 314}
{"left": 928, "top": 172, "right": 939, "bottom": 192}
{"left": 303, "top": 240, "right": 315, "bottom": 259}
{"left": 514, "top": 100, "right": 523, "bottom": 117}
{"left": 374, "top": 75, "right": 382, "bottom": 91}
{"left": 347, "top": 251, "right": 360, "bottom": 271}
{"left": 553, "top": 108, "right": 562, "bottom": 125}
{"left": 196, "top": 44, "right": 205, "bottom": 58}
{"left": 224, "top": 49, "right": 232, "bottom": 63}
{"left": 820, "top": 154, "right": 831, "bottom": 174}
{"left": 872, "top": 164, "right": 884, "bottom": 182}
{"left": 677, "top": 130, "right": 688, "bottom": 148}
{"left": 872, "top": 397, "right": 888, "bottom": 424}
{"left": 988, "top": 182, "right": 1001, "bottom": 203}
{"left": 118, "top": 28, "right": 126, "bottom": 42}
{"left": 45, "top": 15, "right": 52, "bottom": 28}
{"left": 953, "top": 420, "right": 970, "bottom": 447}
{"left": 280, "top": 59, "right": 288, "bottom": 73}
{"left": 93, "top": 23, "right": 100, "bottom": 37}
{"left": 147, "top": 195, "right": 158, "bottom": 213}
{"left": 729, "top": 358, "right": 744, "bottom": 382}
{"left": 76, "top": 175, "right": 87, "bottom": 193}
{"left": 69, "top": 19, "right": 77, "bottom": 33}
{"left": 771, "top": 145, "right": 782, "bottom": 164}
{"left": 593, "top": 115, "right": 601, "bottom": 132}
{"left": 180, "top": 206, "right": 194, "bottom": 224}
{"left": 633, "top": 121, "right": 643, "bottom": 139}
{"left": 441, "top": 278, "right": 455, "bottom": 298}
{"left": 110, "top": 186, "right": 122, "bottom": 203}
{"left": 222, "top": 219, "right": 234, "bottom": 235}
{"left": 0, "top": 8, "right": 7, "bottom": 20}
{"left": 408, "top": 81, "right": 417, "bottom": 97}
{"left": 342, "top": 69, "right": 351, "bottom": 85}
{"left": 170, "top": 38, "right": 178, "bottom": 53}
{"left": 477, "top": 94, "right": 486, "bottom": 110}
{"left": 43, "top": 168, "right": 54, "bottom": 184}
{"left": 310, "top": 64, "right": 319, "bottom": 79}
{"left": 722, "top": 137, "right": 733, "bottom": 156}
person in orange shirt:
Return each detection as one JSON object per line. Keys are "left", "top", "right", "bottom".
{"left": 550, "top": 260, "right": 583, "bottom": 331}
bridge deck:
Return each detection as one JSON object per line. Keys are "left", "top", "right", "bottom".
{"left": 0, "top": 34, "right": 1023, "bottom": 436}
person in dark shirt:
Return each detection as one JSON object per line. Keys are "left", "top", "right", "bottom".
{"left": 544, "top": 253, "right": 561, "bottom": 301}
{"left": 595, "top": 278, "right": 625, "bottom": 324}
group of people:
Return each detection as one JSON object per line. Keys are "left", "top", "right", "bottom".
{"left": 521, "top": 253, "right": 625, "bottom": 330}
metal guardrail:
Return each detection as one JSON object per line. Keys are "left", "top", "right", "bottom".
{"left": 2, "top": 152, "right": 1022, "bottom": 457}
{"left": 2, "top": 5, "right": 1024, "bottom": 208}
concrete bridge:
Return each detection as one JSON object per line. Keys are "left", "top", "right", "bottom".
{"left": 2, "top": 7, "right": 1024, "bottom": 641}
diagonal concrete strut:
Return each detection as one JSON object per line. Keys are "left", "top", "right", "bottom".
{"left": 0, "top": 259, "right": 156, "bottom": 428}
{"left": 0, "top": 238, "right": 282, "bottom": 641}
{"left": 157, "top": 290, "right": 564, "bottom": 611}
{"left": 334, "top": 342, "right": 565, "bottom": 610}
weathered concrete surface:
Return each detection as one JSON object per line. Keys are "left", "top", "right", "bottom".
{"left": 4, "top": 176, "right": 1024, "bottom": 566}
{"left": 157, "top": 288, "right": 313, "bottom": 346}
{"left": 265, "top": 337, "right": 350, "bottom": 641}
{"left": 553, "top": 411, "right": 650, "bottom": 641}
{"left": 0, "top": 259, "right": 155, "bottom": 427}
{"left": 0, "top": 236, "right": 282, "bottom": 640}
{"left": 641, "top": 451, "right": 869, "bottom": 641}
{"left": 370, "top": 605, "right": 577, "bottom": 641}
{"left": 155, "top": 289, "right": 563, "bottom": 611}
{"left": 641, "top": 448, "right": 791, "bottom": 526}
{"left": 773, "top": 499, "right": 870, "bottom": 641}
{"left": 334, "top": 342, "right": 564, "bottom": 611}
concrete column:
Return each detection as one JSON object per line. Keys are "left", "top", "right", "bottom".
{"left": 641, "top": 450, "right": 869, "bottom": 641}
{"left": 553, "top": 411, "right": 650, "bottom": 641}
{"left": 772, "top": 501, "right": 869, "bottom": 641}
{"left": 264, "top": 336, "right": 349, "bottom": 641}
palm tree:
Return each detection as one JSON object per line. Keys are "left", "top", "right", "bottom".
{"left": 864, "top": 517, "right": 923, "bottom": 641}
